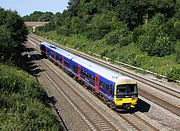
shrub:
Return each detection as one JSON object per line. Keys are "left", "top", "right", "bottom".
{"left": 137, "top": 13, "right": 175, "bottom": 57}
{"left": 100, "top": 48, "right": 109, "bottom": 57}
{"left": 167, "top": 67, "right": 180, "bottom": 81}
{"left": 85, "top": 13, "right": 115, "bottom": 40}
{"left": 104, "top": 23, "right": 133, "bottom": 47}
{"left": 56, "top": 26, "right": 71, "bottom": 36}
{"left": 0, "top": 64, "right": 61, "bottom": 130}
{"left": 175, "top": 41, "right": 180, "bottom": 64}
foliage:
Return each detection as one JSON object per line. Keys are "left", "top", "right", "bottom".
{"left": 167, "top": 67, "right": 180, "bottom": 81}
{"left": 37, "top": 22, "right": 56, "bottom": 32}
{"left": 0, "top": 64, "right": 61, "bottom": 130}
{"left": 137, "top": 13, "right": 175, "bottom": 57}
{"left": 0, "top": 8, "right": 62, "bottom": 130}
{"left": 85, "top": 12, "right": 114, "bottom": 40}
{"left": 174, "top": 0, "right": 180, "bottom": 19}
{"left": 172, "top": 19, "right": 180, "bottom": 40}
{"left": 56, "top": 26, "right": 71, "bottom": 36}
{"left": 23, "top": 11, "right": 54, "bottom": 22}
{"left": 175, "top": 42, "right": 180, "bottom": 64}
{"left": 100, "top": 48, "right": 109, "bottom": 57}
{"left": 115, "top": 0, "right": 139, "bottom": 29}
{"left": 0, "top": 8, "right": 28, "bottom": 60}
{"left": 104, "top": 22, "right": 133, "bottom": 46}
{"left": 67, "top": 0, "right": 80, "bottom": 16}
{"left": 37, "top": 31, "right": 180, "bottom": 81}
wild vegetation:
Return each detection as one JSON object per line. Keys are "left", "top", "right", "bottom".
{"left": 23, "top": 11, "right": 54, "bottom": 22}
{"left": 34, "top": 0, "right": 179, "bottom": 81}
{"left": 0, "top": 8, "right": 27, "bottom": 61}
{"left": 0, "top": 65, "right": 61, "bottom": 130}
{"left": 0, "top": 8, "right": 62, "bottom": 130}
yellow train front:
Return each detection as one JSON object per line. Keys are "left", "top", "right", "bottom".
{"left": 113, "top": 81, "right": 138, "bottom": 110}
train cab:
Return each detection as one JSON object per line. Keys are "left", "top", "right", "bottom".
{"left": 114, "top": 82, "right": 138, "bottom": 109}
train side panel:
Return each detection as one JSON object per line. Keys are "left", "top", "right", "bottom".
{"left": 98, "top": 76, "right": 115, "bottom": 102}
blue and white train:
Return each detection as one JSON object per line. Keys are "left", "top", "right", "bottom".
{"left": 40, "top": 41, "right": 138, "bottom": 110}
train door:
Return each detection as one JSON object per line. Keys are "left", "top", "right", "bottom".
{"left": 95, "top": 74, "right": 100, "bottom": 92}
{"left": 78, "top": 64, "right": 81, "bottom": 79}
{"left": 46, "top": 47, "right": 48, "bottom": 56}
{"left": 62, "top": 55, "right": 64, "bottom": 68}
{"left": 54, "top": 51, "right": 56, "bottom": 63}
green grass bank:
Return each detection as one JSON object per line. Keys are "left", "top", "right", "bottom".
{"left": 0, "top": 64, "right": 62, "bottom": 130}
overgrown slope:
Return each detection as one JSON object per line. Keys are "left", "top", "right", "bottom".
{"left": 0, "top": 64, "right": 62, "bottom": 130}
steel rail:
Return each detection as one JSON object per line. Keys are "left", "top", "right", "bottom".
{"left": 26, "top": 42, "right": 120, "bottom": 131}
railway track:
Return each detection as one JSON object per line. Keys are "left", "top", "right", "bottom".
{"left": 25, "top": 37, "right": 158, "bottom": 130}
{"left": 28, "top": 34, "right": 180, "bottom": 116}
{"left": 25, "top": 42, "right": 118, "bottom": 130}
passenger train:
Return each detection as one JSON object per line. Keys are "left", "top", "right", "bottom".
{"left": 40, "top": 41, "right": 138, "bottom": 110}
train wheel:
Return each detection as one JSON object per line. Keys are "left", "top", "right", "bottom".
{"left": 109, "top": 103, "right": 115, "bottom": 109}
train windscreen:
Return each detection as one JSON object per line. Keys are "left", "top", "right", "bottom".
{"left": 116, "top": 84, "right": 138, "bottom": 96}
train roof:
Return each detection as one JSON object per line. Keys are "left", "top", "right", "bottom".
{"left": 72, "top": 56, "right": 135, "bottom": 83}
{"left": 41, "top": 41, "right": 136, "bottom": 84}
{"left": 41, "top": 41, "right": 75, "bottom": 59}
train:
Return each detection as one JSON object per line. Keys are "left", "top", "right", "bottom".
{"left": 40, "top": 41, "right": 138, "bottom": 110}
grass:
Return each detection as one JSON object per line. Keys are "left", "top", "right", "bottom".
{"left": 0, "top": 64, "right": 62, "bottom": 130}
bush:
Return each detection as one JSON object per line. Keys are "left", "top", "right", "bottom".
{"left": 0, "top": 64, "right": 61, "bottom": 130}
{"left": 137, "top": 13, "right": 175, "bottom": 57}
{"left": 138, "top": 34, "right": 174, "bottom": 57}
{"left": 0, "top": 8, "right": 27, "bottom": 60}
{"left": 56, "top": 26, "right": 71, "bottom": 36}
{"left": 175, "top": 41, "right": 180, "bottom": 64}
{"left": 85, "top": 13, "right": 115, "bottom": 40}
{"left": 167, "top": 67, "right": 180, "bottom": 81}
{"left": 100, "top": 48, "right": 109, "bottom": 57}
{"left": 104, "top": 22, "right": 133, "bottom": 46}
{"left": 105, "top": 30, "right": 119, "bottom": 45}
{"left": 37, "top": 22, "right": 56, "bottom": 32}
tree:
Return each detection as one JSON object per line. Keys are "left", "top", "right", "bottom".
{"left": 115, "top": 0, "right": 139, "bottom": 29}
{"left": 0, "top": 8, "right": 27, "bottom": 59}
{"left": 67, "top": 0, "right": 80, "bottom": 16}
{"left": 23, "top": 11, "right": 54, "bottom": 22}
{"left": 137, "top": 13, "right": 175, "bottom": 57}
{"left": 104, "top": 22, "right": 133, "bottom": 46}
{"left": 85, "top": 12, "right": 116, "bottom": 40}
{"left": 174, "top": 0, "right": 180, "bottom": 19}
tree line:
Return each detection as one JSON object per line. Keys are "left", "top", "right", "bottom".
{"left": 31, "top": 0, "right": 180, "bottom": 58}
{"left": 23, "top": 11, "right": 54, "bottom": 22}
